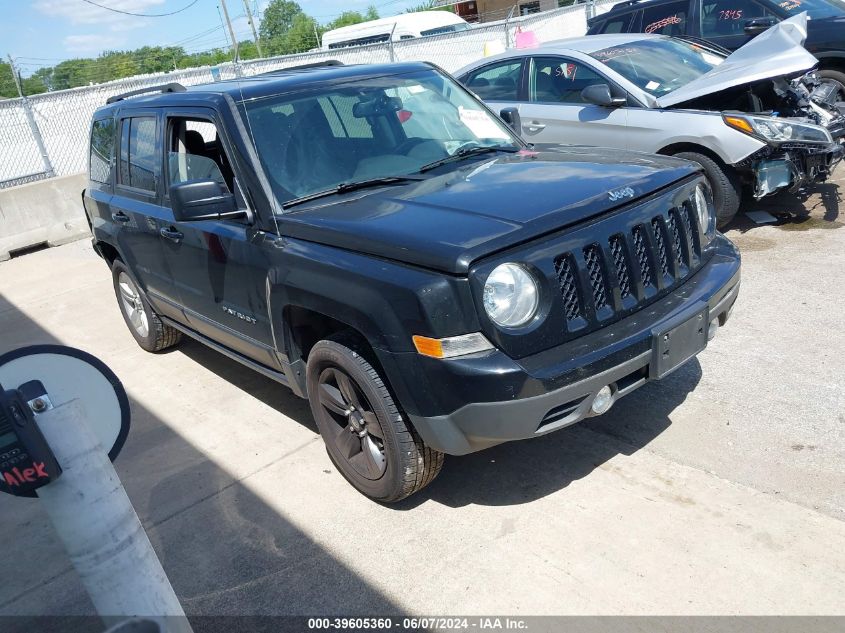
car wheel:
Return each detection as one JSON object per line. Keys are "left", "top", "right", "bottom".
{"left": 672, "top": 151, "right": 741, "bottom": 228}
{"left": 306, "top": 337, "right": 444, "bottom": 502}
{"left": 112, "top": 260, "right": 181, "bottom": 353}
{"left": 818, "top": 69, "right": 845, "bottom": 101}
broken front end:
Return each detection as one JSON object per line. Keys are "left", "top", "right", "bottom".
{"left": 701, "top": 71, "right": 844, "bottom": 198}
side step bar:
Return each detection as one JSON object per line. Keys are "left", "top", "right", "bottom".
{"left": 161, "top": 316, "right": 291, "bottom": 388}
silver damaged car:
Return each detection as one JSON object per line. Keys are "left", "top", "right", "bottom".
{"left": 456, "top": 14, "right": 844, "bottom": 226}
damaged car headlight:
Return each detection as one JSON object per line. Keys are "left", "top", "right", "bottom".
{"left": 483, "top": 263, "right": 539, "bottom": 328}
{"left": 723, "top": 114, "right": 833, "bottom": 144}
{"left": 692, "top": 182, "right": 715, "bottom": 245}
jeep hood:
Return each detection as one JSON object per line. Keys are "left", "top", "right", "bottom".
{"left": 277, "top": 148, "right": 698, "bottom": 274}
{"left": 656, "top": 13, "right": 817, "bottom": 108}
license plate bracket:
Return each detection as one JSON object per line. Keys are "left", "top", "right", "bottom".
{"left": 651, "top": 305, "right": 709, "bottom": 379}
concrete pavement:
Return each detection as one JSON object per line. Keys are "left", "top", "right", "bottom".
{"left": 1, "top": 169, "right": 844, "bottom": 619}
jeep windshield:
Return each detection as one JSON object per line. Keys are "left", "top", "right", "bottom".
{"left": 591, "top": 39, "right": 726, "bottom": 97}
{"left": 240, "top": 68, "right": 521, "bottom": 209}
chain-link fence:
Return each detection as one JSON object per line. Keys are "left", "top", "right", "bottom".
{"left": 0, "top": 1, "right": 620, "bottom": 189}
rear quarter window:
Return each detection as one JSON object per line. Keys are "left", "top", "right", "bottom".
{"left": 641, "top": 0, "right": 689, "bottom": 35}
{"left": 90, "top": 118, "right": 116, "bottom": 184}
{"left": 595, "top": 13, "right": 636, "bottom": 33}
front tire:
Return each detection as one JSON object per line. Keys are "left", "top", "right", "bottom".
{"left": 306, "top": 338, "right": 443, "bottom": 502}
{"left": 672, "top": 151, "right": 741, "bottom": 228}
{"left": 112, "top": 260, "right": 181, "bottom": 353}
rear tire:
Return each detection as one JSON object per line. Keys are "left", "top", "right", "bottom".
{"left": 306, "top": 338, "right": 443, "bottom": 502}
{"left": 672, "top": 151, "right": 741, "bottom": 228}
{"left": 112, "top": 260, "right": 181, "bottom": 353}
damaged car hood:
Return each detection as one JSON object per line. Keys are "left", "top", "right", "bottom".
{"left": 656, "top": 13, "right": 817, "bottom": 108}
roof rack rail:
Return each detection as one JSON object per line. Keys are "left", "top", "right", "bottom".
{"left": 605, "top": 0, "right": 654, "bottom": 11}
{"left": 106, "top": 82, "right": 187, "bottom": 105}
{"left": 256, "top": 60, "right": 344, "bottom": 76}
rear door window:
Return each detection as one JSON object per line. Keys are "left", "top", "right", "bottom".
{"left": 641, "top": 0, "right": 690, "bottom": 35}
{"left": 461, "top": 60, "right": 524, "bottom": 101}
{"left": 118, "top": 116, "right": 157, "bottom": 192}
{"left": 90, "top": 118, "right": 115, "bottom": 184}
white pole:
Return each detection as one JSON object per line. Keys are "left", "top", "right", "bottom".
{"left": 34, "top": 400, "right": 192, "bottom": 633}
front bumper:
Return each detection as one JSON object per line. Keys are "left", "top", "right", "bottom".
{"left": 752, "top": 141, "right": 844, "bottom": 198}
{"left": 382, "top": 236, "right": 740, "bottom": 456}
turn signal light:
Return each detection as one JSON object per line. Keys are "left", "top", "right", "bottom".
{"left": 723, "top": 115, "right": 755, "bottom": 134}
{"left": 412, "top": 333, "right": 494, "bottom": 359}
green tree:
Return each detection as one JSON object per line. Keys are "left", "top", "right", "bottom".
{"left": 99, "top": 51, "right": 140, "bottom": 81}
{"left": 50, "top": 58, "right": 97, "bottom": 90}
{"left": 32, "top": 67, "right": 55, "bottom": 92}
{"left": 259, "top": 0, "right": 304, "bottom": 41}
{"left": 21, "top": 75, "right": 48, "bottom": 95}
{"left": 324, "top": 10, "right": 376, "bottom": 31}
{"left": 0, "top": 61, "right": 18, "bottom": 98}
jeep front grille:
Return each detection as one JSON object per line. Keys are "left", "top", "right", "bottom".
{"left": 651, "top": 217, "right": 670, "bottom": 279}
{"left": 608, "top": 235, "right": 631, "bottom": 299}
{"left": 583, "top": 244, "right": 608, "bottom": 311}
{"left": 553, "top": 204, "right": 701, "bottom": 329}
{"left": 553, "top": 254, "right": 581, "bottom": 321}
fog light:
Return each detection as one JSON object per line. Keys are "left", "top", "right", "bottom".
{"left": 708, "top": 319, "right": 719, "bottom": 341}
{"left": 591, "top": 386, "right": 614, "bottom": 415}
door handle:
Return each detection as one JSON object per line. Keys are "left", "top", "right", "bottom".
{"left": 111, "top": 211, "right": 130, "bottom": 223}
{"left": 524, "top": 121, "right": 546, "bottom": 133}
{"left": 159, "top": 227, "right": 184, "bottom": 243}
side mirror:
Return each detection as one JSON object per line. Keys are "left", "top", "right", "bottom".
{"left": 170, "top": 180, "right": 244, "bottom": 222}
{"left": 499, "top": 107, "right": 522, "bottom": 133}
{"left": 744, "top": 16, "right": 778, "bottom": 34}
{"left": 581, "top": 83, "right": 627, "bottom": 107}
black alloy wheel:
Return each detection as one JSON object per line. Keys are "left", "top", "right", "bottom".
{"left": 316, "top": 366, "right": 387, "bottom": 480}
{"left": 305, "top": 337, "right": 444, "bottom": 502}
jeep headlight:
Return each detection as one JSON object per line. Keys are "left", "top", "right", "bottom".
{"left": 483, "top": 263, "right": 539, "bottom": 328}
{"left": 691, "top": 182, "right": 715, "bottom": 244}
{"left": 723, "top": 114, "right": 832, "bottom": 144}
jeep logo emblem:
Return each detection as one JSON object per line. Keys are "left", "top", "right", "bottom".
{"left": 608, "top": 187, "right": 635, "bottom": 201}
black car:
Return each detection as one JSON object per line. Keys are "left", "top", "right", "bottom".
{"left": 587, "top": 0, "right": 845, "bottom": 94}
{"left": 82, "top": 61, "right": 741, "bottom": 501}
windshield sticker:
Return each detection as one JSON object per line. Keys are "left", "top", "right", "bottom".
{"left": 555, "top": 63, "right": 578, "bottom": 80}
{"left": 405, "top": 84, "right": 426, "bottom": 94}
{"left": 645, "top": 14, "right": 682, "bottom": 33}
{"left": 645, "top": 81, "right": 661, "bottom": 91}
{"left": 458, "top": 107, "right": 509, "bottom": 140}
{"left": 719, "top": 9, "right": 743, "bottom": 19}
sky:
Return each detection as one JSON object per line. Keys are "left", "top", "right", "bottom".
{"left": 0, "top": 0, "right": 424, "bottom": 75}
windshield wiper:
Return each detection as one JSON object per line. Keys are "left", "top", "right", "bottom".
{"left": 282, "top": 176, "right": 425, "bottom": 210}
{"left": 418, "top": 145, "right": 520, "bottom": 173}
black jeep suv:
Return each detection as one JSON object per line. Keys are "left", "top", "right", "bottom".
{"left": 83, "top": 61, "right": 740, "bottom": 501}
{"left": 587, "top": 0, "right": 845, "bottom": 95}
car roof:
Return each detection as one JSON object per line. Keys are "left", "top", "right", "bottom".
{"left": 94, "top": 61, "right": 433, "bottom": 115}
{"left": 593, "top": 0, "right": 680, "bottom": 19}
{"left": 538, "top": 33, "right": 664, "bottom": 53}
{"left": 462, "top": 32, "right": 663, "bottom": 68}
